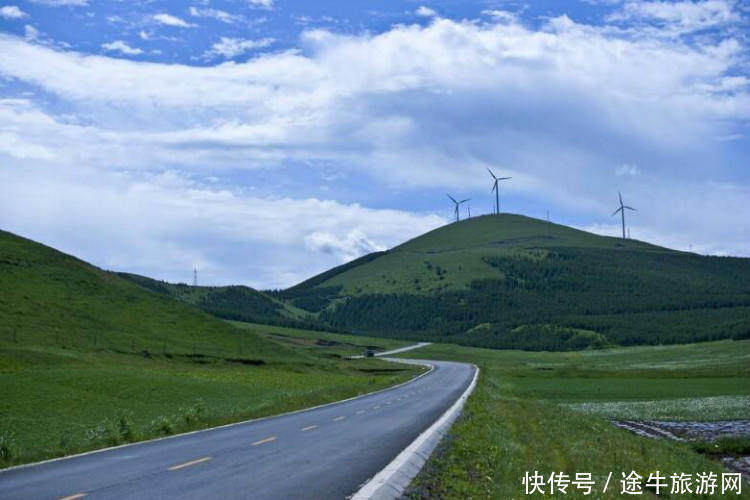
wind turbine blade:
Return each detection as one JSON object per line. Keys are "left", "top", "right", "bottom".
{"left": 486, "top": 167, "right": 497, "bottom": 180}
{"left": 459, "top": 199, "right": 470, "bottom": 203}
{"left": 624, "top": 206, "right": 637, "bottom": 211}
{"left": 612, "top": 207, "right": 622, "bottom": 216}
{"left": 447, "top": 194, "right": 457, "bottom": 203}
{"left": 498, "top": 177, "right": 512, "bottom": 180}
{"left": 619, "top": 191, "right": 623, "bottom": 206}
{"left": 491, "top": 183, "right": 497, "bottom": 192}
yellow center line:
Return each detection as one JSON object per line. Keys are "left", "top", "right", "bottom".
{"left": 59, "top": 494, "right": 87, "bottom": 500}
{"left": 251, "top": 436, "right": 277, "bottom": 446}
{"left": 168, "top": 456, "right": 212, "bottom": 471}
{"left": 333, "top": 416, "right": 345, "bottom": 421}
{"left": 301, "top": 425, "right": 318, "bottom": 432}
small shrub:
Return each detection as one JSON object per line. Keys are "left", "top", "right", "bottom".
{"left": 150, "top": 415, "right": 175, "bottom": 435}
{"left": 117, "top": 410, "right": 135, "bottom": 442}
{"left": 0, "top": 431, "right": 18, "bottom": 461}
{"left": 180, "top": 399, "right": 207, "bottom": 426}
{"left": 86, "top": 417, "right": 123, "bottom": 446}
{"left": 57, "top": 434, "right": 73, "bottom": 454}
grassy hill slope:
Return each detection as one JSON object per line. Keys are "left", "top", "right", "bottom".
{"left": 117, "top": 272, "right": 319, "bottom": 329}
{"left": 0, "top": 229, "right": 289, "bottom": 360}
{"left": 0, "top": 229, "right": 419, "bottom": 466}
{"left": 284, "top": 214, "right": 750, "bottom": 350}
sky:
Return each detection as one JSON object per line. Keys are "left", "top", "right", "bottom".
{"left": 0, "top": 0, "right": 748, "bottom": 289}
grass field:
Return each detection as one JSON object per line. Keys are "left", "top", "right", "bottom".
{"left": 0, "top": 322, "right": 421, "bottom": 468}
{"left": 0, "top": 229, "right": 422, "bottom": 467}
{"left": 400, "top": 339, "right": 750, "bottom": 499}
{"left": 231, "top": 321, "right": 413, "bottom": 357}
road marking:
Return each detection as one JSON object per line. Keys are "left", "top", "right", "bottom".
{"left": 333, "top": 416, "right": 345, "bottom": 421}
{"left": 168, "top": 456, "right": 211, "bottom": 471}
{"left": 356, "top": 410, "right": 365, "bottom": 414}
{"left": 301, "top": 425, "right": 318, "bottom": 432}
{"left": 386, "top": 401, "right": 392, "bottom": 405}
{"left": 251, "top": 436, "right": 277, "bottom": 446}
{"left": 373, "top": 405, "right": 381, "bottom": 409}
{"left": 59, "top": 494, "right": 87, "bottom": 500}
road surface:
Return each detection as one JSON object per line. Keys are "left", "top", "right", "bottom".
{"left": 0, "top": 358, "right": 475, "bottom": 500}
{"left": 349, "top": 342, "right": 432, "bottom": 359}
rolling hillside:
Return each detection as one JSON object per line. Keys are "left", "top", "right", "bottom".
{"left": 0, "top": 229, "right": 289, "bottom": 361}
{"left": 279, "top": 214, "right": 750, "bottom": 350}
{"left": 117, "top": 272, "right": 321, "bottom": 330}
{"left": 0, "top": 229, "right": 417, "bottom": 466}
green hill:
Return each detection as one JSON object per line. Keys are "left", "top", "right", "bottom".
{"left": 0, "top": 229, "right": 291, "bottom": 360}
{"left": 280, "top": 214, "right": 750, "bottom": 350}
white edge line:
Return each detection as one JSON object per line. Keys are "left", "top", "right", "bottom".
{"left": 0, "top": 344, "right": 433, "bottom": 474}
{"left": 351, "top": 359, "right": 479, "bottom": 500}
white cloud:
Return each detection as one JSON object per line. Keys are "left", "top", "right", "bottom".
{"left": 481, "top": 10, "right": 518, "bottom": 24}
{"left": 609, "top": 0, "right": 740, "bottom": 31}
{"left": 29, "top": 0, "right": 88, "bottom": 5}
{"left": 139, "top": 31, "right": 152, "bottom": 40}
{"left": 615, "top": 163, "right": 641, "bottom": 176}
{"left": 101, "top": 40, "right": 143, "bottom": 56}
{"left": 0, "top": 5, "right": 26, "bottom": 19}
{"left": 23, "top": 25, "right": 39, "bottom": 40}
{"left": 153, "top": 13, "right": 196, "bottom": 28}
{"left": 203, "top": 36, "right": 274, "bottom": 59}
{"left": 305, "top": 229, "right": 386, "bottom": 262}
{"left": 248, "top": 0, "right": 273, "bottom": 9}
{"left": 415, "top": 6, "right": 437, "bottom": 18}
{"left": 0, "top": 164, "right": 444, "bottom": 288}
{"left": 188, "top": 6, "right": 240, "bottom": 24}
{"left": 0, "top": 7, "right": 747, "bottom": 283}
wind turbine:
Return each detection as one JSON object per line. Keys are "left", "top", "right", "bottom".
{"left": 447, "top": 194, "right": 469, "bottom": 222}
{"left": 487, "top": 168, "right": 511, "bottom": 214}
{"left": 612, "top": 191, "right": 636, "bottom": 239}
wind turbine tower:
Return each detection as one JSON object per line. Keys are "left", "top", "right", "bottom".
{"left": 193, "top": 267, "right": 198, "bottom": 287}
{"left": 487, "top": 168, "right": 511, "bottom": 214}
{"left": 611, "top": 192, "right": 636, "bottom": 239}
{"left": 447, "top": 194, "right": 469, "bottom": 223}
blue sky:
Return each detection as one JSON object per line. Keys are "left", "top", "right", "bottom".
{"left": 1, "top": 0, "right": 748, "bottom": 288}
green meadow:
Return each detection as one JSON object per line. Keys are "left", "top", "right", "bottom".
{"left": 0, "top": 230, "right": 421, "bottom": 467}
{"left": 401, "top": 340, "right": 750, "bottom": 499}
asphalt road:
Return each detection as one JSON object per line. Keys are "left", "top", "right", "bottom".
{"left": 0, "top": 358, "right": 475, "bottom": 500}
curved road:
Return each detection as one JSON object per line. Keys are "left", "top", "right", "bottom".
{"left": 0, "top": 359, "right": 475, "bottom": 500}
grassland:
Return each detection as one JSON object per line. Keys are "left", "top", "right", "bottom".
{"left": 229, "top": 321, "right": 413, "bottom": 358}
{"left": 0, "top": 229, "right": 422, "bottom": 467}
{"left": 400, "top": 339, "right": 750, "bottom": 499}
